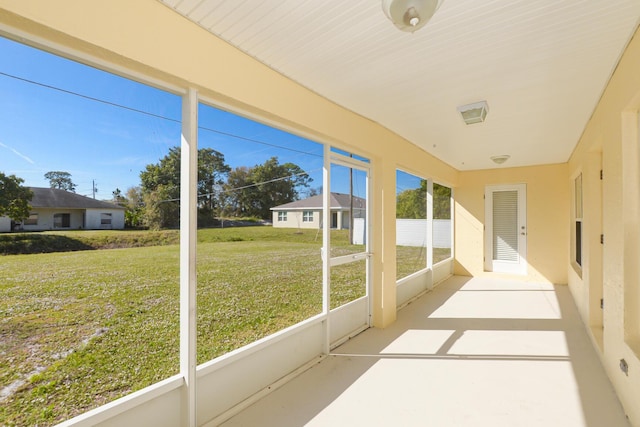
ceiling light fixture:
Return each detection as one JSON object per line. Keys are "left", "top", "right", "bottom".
{"left": 382, "top": 0, "right": 444, "bottom": 33}
{"left": 490, "top": 155, "right": 510, "bottom": 165}
{"left": 457, "top": 100, "right": 489, "bottom": 125}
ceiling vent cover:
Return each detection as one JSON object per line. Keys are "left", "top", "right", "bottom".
{"left": 457, "top": 101, "right": 489, "bottom": 125}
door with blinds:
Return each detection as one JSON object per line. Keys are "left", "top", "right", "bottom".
{"left": 484, "top": 184, "right": 527, "bottom": 274}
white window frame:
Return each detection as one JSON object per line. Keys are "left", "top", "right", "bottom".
{"left": 278, "top": 211, "right": 287, "bottom": 222}
{"left": 24, "top": 213, "right": 38, "bottom": 226}
{"left": 302, "top": 211, "right": 313, "bottom": 222}
{"left": 101, "top": 213, "right": 113, "bottom": 225}
{"left": 574, "top": 173, "right": 583, "bottom": 269}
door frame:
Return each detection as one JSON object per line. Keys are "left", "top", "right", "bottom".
{"left": 484, "top": 183, "right": 527, "bottom": 274}
{"left": 322, "top": 147, "right": 372, "bottom": 352}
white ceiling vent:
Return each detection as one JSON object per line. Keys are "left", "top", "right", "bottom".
{"left": 457, "top": 101, "right": 489, "bottom": 125}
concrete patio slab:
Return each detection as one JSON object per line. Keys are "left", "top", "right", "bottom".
{"left": 222, "top": 276, "right": 629, "bottom": 427}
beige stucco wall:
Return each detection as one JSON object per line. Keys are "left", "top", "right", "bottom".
{"left": 567, "top": 25, "right": 640, "bottom": 426}
{"left": 0, "top": 0, "right": 458, "bottom": 328}
{"left": 0, "top": 216, "right": 11, "bottom": 232}
{"left": 454, "top": 164, "right": 569, "bottom": 285}
{"left": 19, "top": 208, "right": 84, "bottom": 231}
{"left": 85, "top": 208, "right": 125, "bottom": 230}
{"left": 271, "top": 210, "right": 321, "bottom": 230}
{"left": 272, "top": 209, "right": 351, "bottom": 230}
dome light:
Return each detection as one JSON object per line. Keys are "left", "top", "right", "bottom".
{"left": 382, "top": 0, "right": 444, "bottom": 33}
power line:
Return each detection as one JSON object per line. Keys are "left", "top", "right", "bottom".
{"left": 0, "top": 70, "right": 323, "bottom": 158}
{"left": 218, "top": 168, "right": 319, "bottom": 195}
{"left": 0, "top": 70, "right": 181, "bottom": 124}
{"left": 159, "top": 168, "right": 321, "bottom": 203}
{"left": 198, "top": 125, "right": 322, "bottom": 158}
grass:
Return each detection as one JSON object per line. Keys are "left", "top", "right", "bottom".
{"left": 0, "top": 246, "right": 181, "bottom": 425}
{"left": 396, "top": 246, "right": 452, "bottom": 280}
{"left": 0, "top": 227, "right": 450, "bottom": 426}
{"left": 0, "top": 226, "right": 326, "bottom": 255}
{"left": 0, "top": 229, "right": 180, "bottom": 254}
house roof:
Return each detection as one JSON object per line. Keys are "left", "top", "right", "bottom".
{"left": 28, "top": 187, "right": 125, "bottom": 210}
{"left": 271, "top": 193, "right": 365, "bottom": 211}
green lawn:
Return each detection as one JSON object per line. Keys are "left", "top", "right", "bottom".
{"left": 0, "top": 227, "right": 450, "bottom": 426}
{"left": 0, "top": 229, "right": 180, "bottom": 254}
{"left": 396, "top": 246, "right": 452, "bottom": 280}
{"left": 0, "top": 245, "right": 181, "bottom": 425}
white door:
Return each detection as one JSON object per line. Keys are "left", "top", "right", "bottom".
{"left": 322, "top": 148, "right": 371, "bottom": 351}
{"left": 484, "top": 184, "right": 527, "bottom": 274}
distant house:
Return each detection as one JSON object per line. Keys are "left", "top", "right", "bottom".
{"left": 0, "top": 187, "right": 125, "bottom": 232}
{"left": 271, "top": 193, "right": 365, "bottom": 230}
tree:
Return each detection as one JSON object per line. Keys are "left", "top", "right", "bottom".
{"left": 126, "top": 186, "right": 144, "bottom": 208}
{"left": 222, "top": 157, "right": 312, "bottom": 219}
{"left": 140, "top": 148, "right": 181, "bottom": 229}
{"left": 112, "top": 188, "right": 126, "bottom": 206}
{"left": 44, "top": 171, "right": 76, "bottom": 192}
{"left": 140, "top": 148, "right": 181, "bottom": 195}
{"left": 396, "top": 179, "right": 427, "bottom": 219}
{"left": 0, "top": 172, "right": 33, "bottom": 221}
{"left": 124, "top": 186, "right": 145, "bottom": 228}
{"left": 222, "top": 166, "right": 253, "bottom": 217}
{"left": 306, "top": 187, "right": 321, "bottom": 198}
{"left": 197, "top": 148, "right": 231, "bottom": 225}
{"left": 433, "top": 183, "right": 451, "bottom": 219}
{"left": 143, "top": 184, "right": 179, "bottom": 230}
{"left": 396, "top": 181, "right": 451, "bottom": 220}
{"left": 251, "top": 158, "right": 312, "bottom": 219}
{"left": 140, "top": 147, "right": 230, "bottom": 229}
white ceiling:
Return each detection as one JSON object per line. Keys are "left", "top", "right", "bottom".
{"left": 159, "top": 0, "right": 640, "bottom": 170}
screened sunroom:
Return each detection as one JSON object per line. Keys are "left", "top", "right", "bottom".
{"left": 1, "top": 1, "right": 640, "bottom": 426}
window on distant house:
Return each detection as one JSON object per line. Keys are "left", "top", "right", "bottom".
{"left": 53, "top": 213, "right": 71, "bottom": 228}
{"left": 101, "top": 213, "right": 112, "bottom": 225}
{"left": 575, "top": 174, "right": 583, "bottom": 266}
{"left": 303, "top": 211, "right": 313, "bottom": 222}
{"left": 23, "top": 213, "right": 38, "bottom": 225}
{"left": 278, "top": 211, "right": 287, "bottom": 221}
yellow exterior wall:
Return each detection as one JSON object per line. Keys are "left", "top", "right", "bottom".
{"left": 3, "top": 1, "right": 640, "bottom": 424}
{"left": 568, "top": 25, "right": 640, "bottom": 425}
{"left": 455, "top": 164, "right": 569, "bottom": 285}
{"left": 0, "top": 0, "right": 458, "bottom": 328}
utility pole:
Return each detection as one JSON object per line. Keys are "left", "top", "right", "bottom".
{"left": 92, "top": 180, "right": 97, "bottom": 199}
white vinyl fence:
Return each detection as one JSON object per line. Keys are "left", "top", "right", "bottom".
{"left": 353, "top": 218, "right": 451, "bottom": 248}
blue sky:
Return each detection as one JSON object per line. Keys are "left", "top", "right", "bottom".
{"left": 0, "top": 37, "right": 182, "bottom": 197}
{"left": 0, "top": 36, "right": 404, "bottom": 201}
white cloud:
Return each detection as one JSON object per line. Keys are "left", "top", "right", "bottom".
{"left": 0, "top": 141, "right": 35, "bottom": 164}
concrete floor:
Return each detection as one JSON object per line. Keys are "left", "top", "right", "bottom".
{"left": 222, "top": 276, "right": 630, "bottom": 427}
